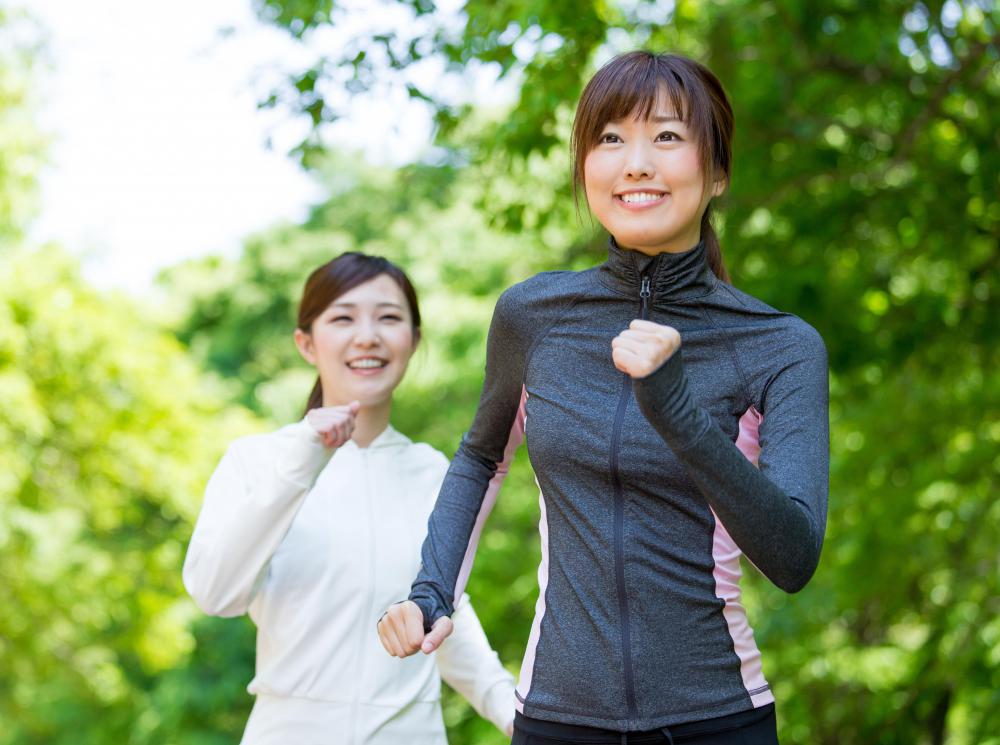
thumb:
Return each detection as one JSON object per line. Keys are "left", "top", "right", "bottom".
{"left": 421, "top": 616, "right": 453, "bottom": 654}
{"left": 347, "top": 400, "right": 362, "bottom": 415}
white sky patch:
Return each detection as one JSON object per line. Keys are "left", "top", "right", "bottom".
{"left": 26, "top": 0, "right": 470, "bottom": 294}
{"left": 26, "top": 0, "right": 325, "bottom": 293}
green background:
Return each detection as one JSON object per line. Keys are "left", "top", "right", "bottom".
{"left": 1, "top": 1, "right": 997, "bottom": 743}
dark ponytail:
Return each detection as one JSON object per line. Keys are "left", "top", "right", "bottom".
{"left": 297, "top": 252, "right": 421, "bottom": 416}
{"left": 304, "top": 378, "right": 324, "bottom": 416}
{"left": 701, "top": 205, "right": 730, "bottom": 283}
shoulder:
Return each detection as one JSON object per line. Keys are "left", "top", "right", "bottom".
{"left": 711, "top": 283, "right": 826, "bottom": 356}
{"left": 224, "top": 422, "right": 297, "bottom": 458}
{"left": 222, "top": 420, "right": 325, "bottom": 469}
{"left": 782, "top": 314, "right": 826, "bottom": 361}
{"left": 498, "top": 269, "right": 577, "bottom": 308}
{"left": 408, "top": 441, "right": 450, "bottom": 471}
{"left": 494, "top": 270, "right": 585, "bottom": 336}
{"left": 391, "top": 432, "right": 449, "bottom": 475}
{"left": 710, "top": 281, "right": 784, "bottom": 316}
{"left": 391, "top": 440, "right": 450, "bottom": 509}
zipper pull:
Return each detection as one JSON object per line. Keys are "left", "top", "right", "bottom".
{"left": 639, "top": 275, "right": 651, "bottom": 320}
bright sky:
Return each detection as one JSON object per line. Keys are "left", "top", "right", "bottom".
{"left": 27, "top": 0, "right": 463, "bottom": 294}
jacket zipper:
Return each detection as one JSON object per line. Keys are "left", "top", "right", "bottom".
{"left": 640, "top": 275, "right": 652, "bottom": 320}
{"left": 608, "top": 272, "right": 651, "bottom": 723}
{"left": 352, "top": 448, "right": 375, "bottom": 745}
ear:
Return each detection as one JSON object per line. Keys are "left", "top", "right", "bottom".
{"left": 711, "top": 174, "right": 728, "bottom": 198}
{"left": 294, "top": 328, "right": 317, "bottom": 366}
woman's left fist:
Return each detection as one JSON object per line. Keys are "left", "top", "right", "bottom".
{"left": 611, "top": 319, "right": 681, "bottom": 378}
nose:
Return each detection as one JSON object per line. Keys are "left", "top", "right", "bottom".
{"left": 352, "top": 318, "right": 380, "bottom": 347}
{"left": 623, "top": 141, "right": 654, "bottom": 180}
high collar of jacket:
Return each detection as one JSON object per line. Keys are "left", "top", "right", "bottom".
{"left": 341, "top": 424, "right": 411, "bottom": 452}
{"left": 598, "top": 236, "right": 717, "bottom": 302}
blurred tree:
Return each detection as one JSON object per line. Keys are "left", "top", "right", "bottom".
{"left": 162, "top": 1, "right": 1000, "bottom": 743}
{"left": 0, "top": 247, "right": 261, "bottom": 745}
{"left": 0, "top": 8, "right": 263, "bottom": 742}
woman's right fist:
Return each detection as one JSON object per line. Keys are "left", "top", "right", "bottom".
{"left": 377, "top": 600, "right": 453, "bottom": 657}
{"left": 306, "top": 401, "right": 361, "bottom": 448}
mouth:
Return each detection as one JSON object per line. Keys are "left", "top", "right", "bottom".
{"left": 614, "top": 190, "right": 668, "bottom": 209}
{"left": 346, "top": 356, "right": 388, "bottom": 371}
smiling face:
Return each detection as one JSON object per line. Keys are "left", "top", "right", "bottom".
{"left": 583, "top": 95, "right": 724, "bottom": 257}
{"left": 294, "top": 273, "right": 416, "bottom": 409}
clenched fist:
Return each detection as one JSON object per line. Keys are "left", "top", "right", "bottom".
{"left": 377, "top": 600, "right": 454, "bottom": 657}
{"left": 306, "top": 401, "right": 361, "bottom": 448}
{"left": 611, "top": 319, "right": 681, "bottom": 379}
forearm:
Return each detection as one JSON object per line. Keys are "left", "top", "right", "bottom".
{"left": 410, "top": 440, "right": 504, "bottom": 627}
{"left": 633, "top": 352, "right": 824, "bottom": 592}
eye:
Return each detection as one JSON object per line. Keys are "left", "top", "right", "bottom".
{"left": 656, "top": 130, "right": 681, "bottom": 142}
{"left": 328, "top": 315, "right": 353, "bottom": 323}
{"left": 380, "top": 314, "right": 404, "bottom": 323}
{"left": 598, "top": 132, "right": 621, "bottom": 144}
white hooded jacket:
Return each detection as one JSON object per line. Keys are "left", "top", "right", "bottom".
{"left": 183, "top": 419, "right": 515, "bottom": 744}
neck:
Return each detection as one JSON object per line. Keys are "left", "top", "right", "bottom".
{"left": 618, "top": 232, "right": 702, "bottom": 257}
{"left": 354, "top": 403, "right": 391, "bottom": 448}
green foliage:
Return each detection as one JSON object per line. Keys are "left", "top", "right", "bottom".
{"left": 0, "top": 247, "right": 260, "bottom": 744}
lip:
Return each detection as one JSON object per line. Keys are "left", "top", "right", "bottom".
{"left": 613, "top": 189, "right": 669, "bottom": 210}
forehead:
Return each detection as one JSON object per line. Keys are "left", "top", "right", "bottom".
{"left": 330, "top": 274, "right": 407, "bottom": 308}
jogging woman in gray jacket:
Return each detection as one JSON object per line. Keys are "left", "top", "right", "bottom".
{"left": 378, "top": 51, "right": 829, "bottom": 744}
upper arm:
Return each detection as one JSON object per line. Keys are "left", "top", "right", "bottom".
{"left": 460, "top": 286, "right": 534, "bottom": 464}
{"left": 756, "top": 325, "right": 830, "bottom": 544}
{"left": 183, "top": 443, "right": 253, "bottom": 613}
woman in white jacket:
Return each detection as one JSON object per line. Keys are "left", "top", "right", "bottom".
{"left": 183, "top": 252, "right": 516, "bottom": 744}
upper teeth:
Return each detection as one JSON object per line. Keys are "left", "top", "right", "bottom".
{"left": 349, "top": 359, "right": 385, "bottom": 369}
{"left": 621, "top": 192, "right": 663, "bottom": 203}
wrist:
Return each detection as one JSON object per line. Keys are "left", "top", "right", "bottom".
{"left": 634, "top": 348, "right": 684, "bottom": 396}
{"left": 275, "top": 419, "right": 335, "bottom": 485}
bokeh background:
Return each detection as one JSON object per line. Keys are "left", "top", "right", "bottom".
{"left": 1, "top": 1, "right": 997, "bottom": 743}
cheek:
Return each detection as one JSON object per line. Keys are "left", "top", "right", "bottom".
{"left": 311, "top": 328, "right": 347, "bottom": 359}
{"left": 388, "top": 328, "right": 416, "bottom": 361}
{"left": 583, "top": 152, "right": 614, "bottom": 199}
{"left": 670, "top": 149, "right": 706, "bottom": 189}
{"left": 313, "top": 329, "right": 346, "bottom": 366}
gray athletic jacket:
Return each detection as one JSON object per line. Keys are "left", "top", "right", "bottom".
{"left": 409, "top": 239, "right": 829, "bottom": 731}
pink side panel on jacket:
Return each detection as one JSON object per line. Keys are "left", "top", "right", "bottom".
{"left": 712, "top": 406, "right": 775, "bottom": 708}
{"left": 515, "top": 469, "right": 548, "bottom": 712}
{"left": 453, "top": 387, "right": 528, "bottom": 604}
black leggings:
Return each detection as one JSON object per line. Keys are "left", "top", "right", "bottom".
{"left": 511, "top": 704, "right": 778, "bottom": 745}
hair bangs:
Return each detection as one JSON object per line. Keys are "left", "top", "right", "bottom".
{"left": 580, "top": 55, "right": 693, "bottom": 154}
